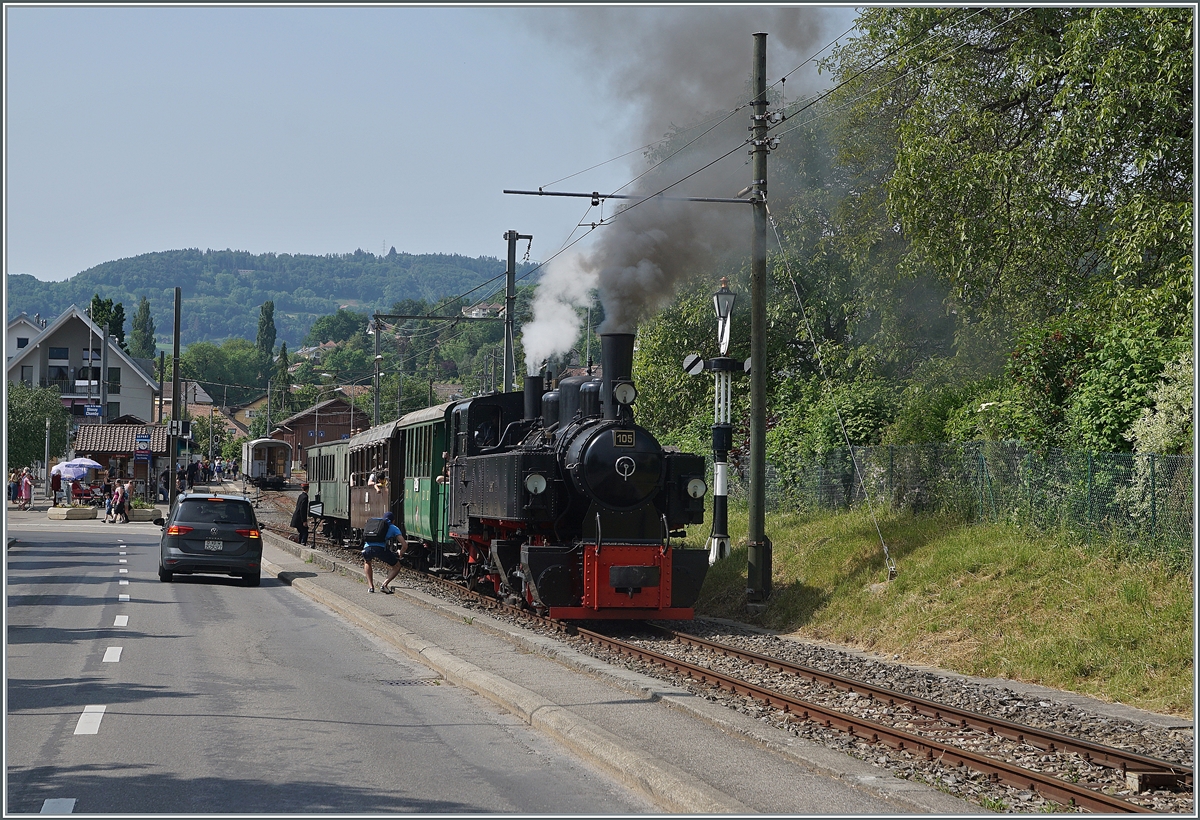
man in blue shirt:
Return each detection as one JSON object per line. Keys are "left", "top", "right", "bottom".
{"left": 362, "top": 511, "right": 405, "bottom": 594}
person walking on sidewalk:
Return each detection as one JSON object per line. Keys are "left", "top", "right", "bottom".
{"left": 291, "top": 483, "right": 310, "bottom": 545}
{"left": 50, "top": 470, "right": 62, "bottom": 507}
{"left": 17, "top": 469, "right": 33, "bottom": 511}
{"left": 361, "top": 511, "right": 405, "bottom": 594}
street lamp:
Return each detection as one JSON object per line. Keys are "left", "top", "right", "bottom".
{"left": 714, "top": 277, "right": 736, "bottom": 355}
{"left": 683, "top": 277, "right": 741, "bottom": 565}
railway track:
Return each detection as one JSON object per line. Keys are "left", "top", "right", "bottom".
{"left": 259, "top": 514, "right": 1191, "bottom": 813}
{"left": 581, "top": 625, "right": 1190, "bottom": 814}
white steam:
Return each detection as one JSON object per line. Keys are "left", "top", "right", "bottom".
{"left": 522, "top": 251, "right": 598, "bottom": 374}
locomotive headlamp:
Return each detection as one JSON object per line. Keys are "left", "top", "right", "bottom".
{"left": 524, "top": 473, "right": 548, "bottom": 495}
{"left": 613, "top": 382, "right": 637, "bottom": 406}
{"left": 687, "top": 478, "right": 708, "bottom": 499}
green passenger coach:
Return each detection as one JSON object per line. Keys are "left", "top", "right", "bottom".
{"left": 396, "top": 403, "right": 453, "bottom": 563}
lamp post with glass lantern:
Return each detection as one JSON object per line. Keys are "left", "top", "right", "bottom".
{"left": 683, "top": 277, "right": 741, "bottom": 565}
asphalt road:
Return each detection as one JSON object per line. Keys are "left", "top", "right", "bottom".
{"left": 5, "top": 522, "right": 656, "bottom": 814}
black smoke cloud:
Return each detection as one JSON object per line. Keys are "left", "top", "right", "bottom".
{"left": 522, "top": 6, "right": 840, "bottom": 363}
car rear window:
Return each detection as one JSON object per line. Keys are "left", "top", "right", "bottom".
{"left": 176, "top": 500, "right": 256, "bottom": 526}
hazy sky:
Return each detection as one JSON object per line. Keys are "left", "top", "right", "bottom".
{"left": 5, "top": 4, "right": 857, "bottom": 283}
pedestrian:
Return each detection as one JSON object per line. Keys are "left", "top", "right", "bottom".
{"left": 50, "top": 470, "right": 62, "bottom": 507}
{"left": 361, "top": 511, "right": 405, "bottom": 594}
{"left": 159, "top": 469, "right": 170, "bottom": 502}
{"left": 186, "top": 459, "right": 197, "bottom": 489}
{"left": 121, "top": 481, "right": 134, "bottom": 522}
{"left": 291, "top": 483, "right": 310, "bottom": 545}
{"left": 8, "top": 469, "right": 20, "bottom": 504}
{"left": 17, "top": 468, "right": 33, "bottom": 511}
{"left": 214, "top": 458, "right": 223, "bottom": 483}
{"left": 109, "top": 482, "right": 122, "bottom": 523}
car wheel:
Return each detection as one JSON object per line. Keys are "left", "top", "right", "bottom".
{"left": 158, "top": 566, "right": 173, "bottom": 582}
{"left": 243, "top": 571, "right": 261, "bottom": 587}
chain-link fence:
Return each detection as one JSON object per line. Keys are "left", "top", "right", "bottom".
{"left": 727, "top": 443, "right": 1193, "bottom": 567}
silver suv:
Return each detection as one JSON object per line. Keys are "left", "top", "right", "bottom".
{"left": 157, "top": 493, "right": 263, "bottom": 586}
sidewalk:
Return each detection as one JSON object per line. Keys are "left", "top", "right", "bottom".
{"left": 259, "top": 531, "right": 981, "bottom": 815}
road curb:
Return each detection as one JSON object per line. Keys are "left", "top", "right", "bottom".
{"left": 261, "top": 551, "right": 747, "bottom": 814}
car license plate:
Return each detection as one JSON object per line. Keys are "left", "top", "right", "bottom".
{"left": 204, "top": 540, "right": 224, "bottom": 551}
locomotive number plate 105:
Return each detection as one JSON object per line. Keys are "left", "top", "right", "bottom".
{"left": 612, "top": 430, "right": 636, "bottom": 447}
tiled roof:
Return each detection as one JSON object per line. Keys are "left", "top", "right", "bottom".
{"left": 74, "top": 424, "right": 170, "bottom": 455}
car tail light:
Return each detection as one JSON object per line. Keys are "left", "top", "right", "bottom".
{"left": 236, "top": 528, "right": 261, "bottom": 538}
{"left": 167, "top": 525, "right": 193, "bottom": 536}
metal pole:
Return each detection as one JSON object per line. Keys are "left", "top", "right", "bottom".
{"left": 747, "top": 32, "right": 772, "bottom": 605}
{"left": 158, "top": 351, "right": 165, "bottom": 422}
{"left": 99, "top": 323, "right": 109, "bottom": 422}
{"left": 373, "top": 312, "right": 381, "bottom": 425}
{"left": 44, "top": 417, "right": 51, "bottom": 503}
{"left": 169, "top": 287, "right": 181, "bottom": 506}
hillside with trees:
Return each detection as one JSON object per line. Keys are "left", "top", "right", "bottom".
{"left": 7, "top": 247, "right": 535, "bottom": 348}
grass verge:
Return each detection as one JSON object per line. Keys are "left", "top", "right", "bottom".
{"left": 694, "top": 505, "right": 1194, "bottom": 717}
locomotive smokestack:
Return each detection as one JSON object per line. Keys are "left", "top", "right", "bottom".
{"left": 600, "top": 333, "right": 635, "bottom": 420}
{"left": 524, "top": 373, "right": 544, "bottom": 420}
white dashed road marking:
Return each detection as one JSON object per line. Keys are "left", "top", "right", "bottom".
{"left": 118, "top": 569, "right": 128, "bottom": 574}
{"left": 118, "top": 594, "right": 129, "bottom": 602}
{"left": 73, "top": 706, "right": 105, "bottom": 735}
{"left": 118, "top": 580, "right": 128, "bottom": 585}
{"left": 113, "top": 615, "right": 128, "bottom": 627}
{"left": 118, "top": 559, "right": 127, "bottom": 564}
{"left": 102, "top": 647, "right": 122, "bottom": 663}
{"left": 40, "top": 798, "right": 75, "bottom": 813}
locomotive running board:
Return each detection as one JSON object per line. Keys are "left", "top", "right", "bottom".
{"left": 547, "top": 607, "right": 696, "bottom": 620}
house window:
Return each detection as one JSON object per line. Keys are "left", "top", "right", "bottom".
{"left": 49, "top": 346, "right": 69, "bottom": 360}
{"left": 107, "top": 402, "right": 120, "bottom": 419}
{"left": 246, "top": 410, "right": 257, "bottom": 418}
{"left": 20, "top": 366, "right": 33, "bottom": 386}
{"left": 107, "top": 366, "right": 121, "bottom": 383}
{"left": 16, "top": 337, "right": 28, "bottom": 348}
{"left": 71, "top": 404, "right": 86, "bottom": 416}
{"left": 82, "top": 347, "right": 102, "bottom": 361}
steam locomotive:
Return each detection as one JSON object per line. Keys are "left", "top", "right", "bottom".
{"left": 306, "top": 332, "right": 712, "bottom": 619}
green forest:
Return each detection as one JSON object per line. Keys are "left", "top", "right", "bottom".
{"left": 7, "top": 247, "right": 533, "bottom": 348}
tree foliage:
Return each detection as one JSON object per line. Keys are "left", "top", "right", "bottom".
{"left": 128, "top": 296, "right": 157, "bottom": 358}
{"left": 88, "top": 294, "right": 127, "bottom": 351}
{"left": 7, "top": 381, "right": 71, "bottom": 469}
{"left": 304, "top": 308, "right": 367, "bottom": 345}
{"left": 629, "top": 7, "right": 1191, "bottom": 462}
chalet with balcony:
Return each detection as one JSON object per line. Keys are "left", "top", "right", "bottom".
{"left": 6, "top": 305, "right": 160, "bottom": 424}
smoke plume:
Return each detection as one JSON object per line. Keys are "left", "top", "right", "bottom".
{"left": 522, "top": 7, "right": 838, "bottom": 371}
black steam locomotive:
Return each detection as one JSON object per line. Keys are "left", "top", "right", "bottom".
{"left": 308, "top": 332, "right": 712, "bottom": 620}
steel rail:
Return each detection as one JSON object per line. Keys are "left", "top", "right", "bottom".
{"left": 650, "top": 626, "right": 1191, "bottom": 793}
{"left": 573, "top": 627, "right": 1158, "bottom": 814}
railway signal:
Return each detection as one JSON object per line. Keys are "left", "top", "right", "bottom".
{"left": 684, "top": 277, "right": 750, "bottom": 566}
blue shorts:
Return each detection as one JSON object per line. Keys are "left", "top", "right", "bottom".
{"left": 361, "top": 545, "right": 398, "bottom": 566}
